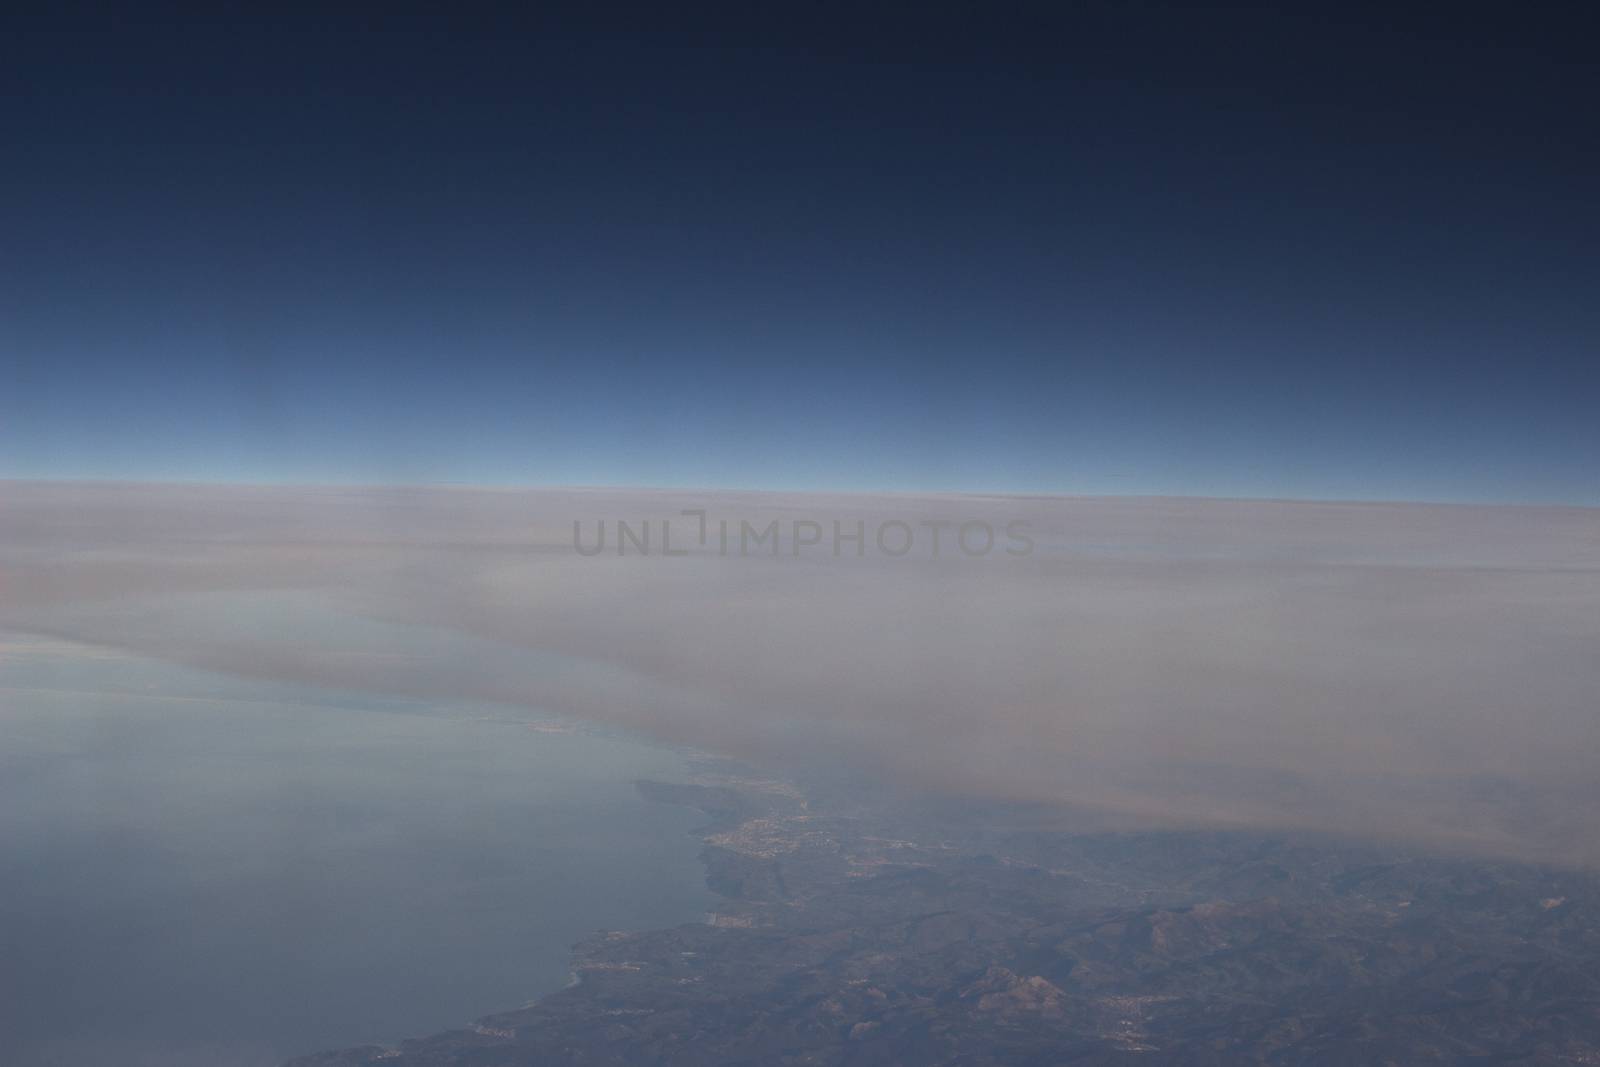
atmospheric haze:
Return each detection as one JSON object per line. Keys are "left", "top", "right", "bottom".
{"left": 4, "top": 480, "right": 1598, "bottom": 864}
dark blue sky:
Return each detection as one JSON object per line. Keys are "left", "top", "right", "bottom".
{"left": 4, "top": 4, "right": 1596, "bottom": 501}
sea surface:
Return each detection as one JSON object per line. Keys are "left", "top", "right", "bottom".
{"left": 0, "top": 632, "right": 714, "bottom": 1067}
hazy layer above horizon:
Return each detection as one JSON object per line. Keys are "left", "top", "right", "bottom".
{"left": 4, "top": 481, "right": 1598, "bottom": 863}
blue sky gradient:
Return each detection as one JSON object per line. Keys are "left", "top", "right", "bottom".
{"left": 4, "top": 6, "right": 1596, "bottom": 503}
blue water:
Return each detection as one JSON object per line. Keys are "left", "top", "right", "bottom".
{"left": 0, "top": 635, "right": 714, "bottom": 1066}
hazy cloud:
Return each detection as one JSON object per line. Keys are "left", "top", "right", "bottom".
{"left": 4, "top": 481, "right": 1598, "bottom": 863}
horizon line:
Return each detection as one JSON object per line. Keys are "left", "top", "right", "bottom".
{"left": 3, "top": 476, "right": 1596, "bottom": 513}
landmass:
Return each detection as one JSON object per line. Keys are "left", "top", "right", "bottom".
{"left": 289, "top": 761, "right": 1600, "bottom": 1065}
